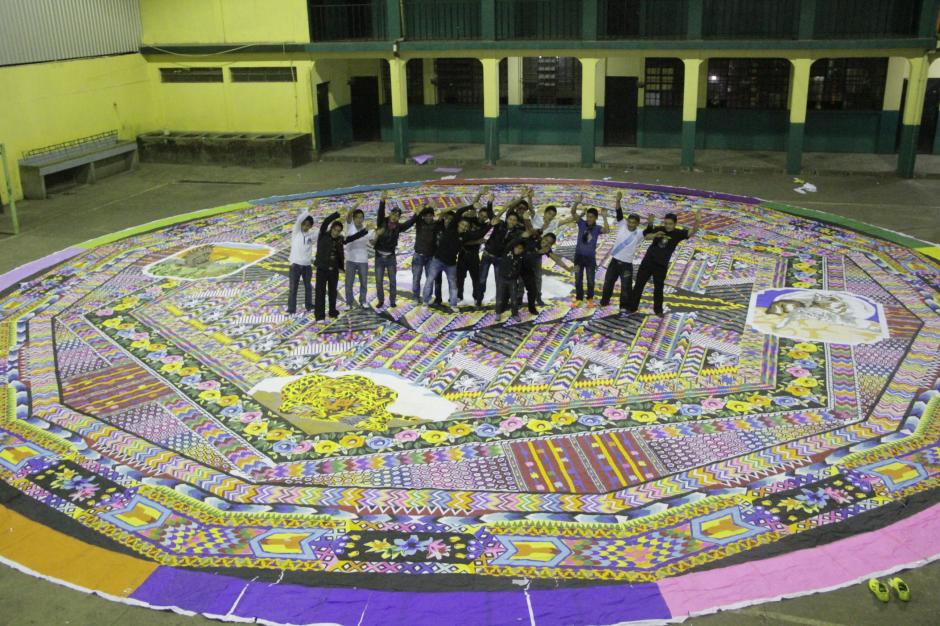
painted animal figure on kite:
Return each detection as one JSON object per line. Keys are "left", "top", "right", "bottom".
{"left": 278, "top": 373, "right": 416, "bottom": 431}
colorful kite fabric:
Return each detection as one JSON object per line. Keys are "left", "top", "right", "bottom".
{"left": 1, "top": 179, "right": 939, "bottom": 625}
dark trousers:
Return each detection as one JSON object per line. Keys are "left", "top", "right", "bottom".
{"left": 496, "top": 272, "right": 537, "bottom": 316}
{"left": 477, "top": 253, "right": 500, "bottom": 302}
{"left": 287, "top": 263, "right": 312, "bottom": 313}
{"left": 375, "top": 253, "right": 397, "bottom": 307}
{"left": 600, "top": 259, "right": 634, "bottom": 308}
{"left": 629, "top": 262, "right": 668, "bottom": 314}
{"left": 457, "top": 249, "right": 481, "bottom": 300}
{"left": 412, "top": 253, "right": 442, "bottom": 303}
{"left": 314, "top": 266, "right": 339, "bottom": 320}
{"left": 574, "top": 256, "right": 597, "bottom": 301}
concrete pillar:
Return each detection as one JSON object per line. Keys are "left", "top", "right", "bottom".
{"left": 786, "top": 58, "right": 812, "bottom": 175}
{"left": 637, "top": 56, "right": 646, "bottom": 147}
{"left": 580, "top": 57, "right": 601, "bottom": 166}
{"left": 681, "top": 58, "right": 703, "bottom": 169}
{"left": 422, "top": 58, "right": 437, "bottom": 105}
{"left": 388, "top": 57, "right": 409, "bottom": 163}
{"left": 897, "top": 55, "right": 929, "bottom": 178}
{"left": 507, "top": 57, "right": 523, "bottom": 145}
{"left": 595, "top": 58, "right": 607, "bottom": 147}
{"left": 481, "top": 57, "right": 501, "bottom": 164}
{"left": 878, "top": 57, "right": 906, "bottom": 153}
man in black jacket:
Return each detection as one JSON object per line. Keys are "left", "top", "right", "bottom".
{"left": 314, "top": 211, "right": 368, "bottom": 321}
{"left": 477, "top": 193, "right": 528, "bottom": 306}
{"left": 411, "top": 205, "right": 443, "bottom": 305}
{"left": 495, "top": 232, "right": 539, "bottom": 321}
{"left": 456, "top": 191, "right": 492, "bottom": 305}
{"left": 422, "top": 204, "right": 493, "bottom": 311}
{"left": 373, "top": 190, "right": 417, "bottom": 309}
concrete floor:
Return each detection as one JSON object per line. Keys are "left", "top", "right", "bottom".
{"left": 1, "top": 156, "right": 939, "bottom": 625}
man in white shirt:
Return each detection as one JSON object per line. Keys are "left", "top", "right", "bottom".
{"left": 344, "top": 201, "right": 371, "bottom": 309}
{"left": 287, "top": 204, "right": 317, "bottom": 314}
{"left": 600, "top": 191, "right": 644, "bottom": 311}
{"left": 526, "top": 202, "right": 559, "bottom": 307}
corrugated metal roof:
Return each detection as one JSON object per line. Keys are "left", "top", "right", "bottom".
{"left": 0, "top": 0, "right": 141, "bottom": 67}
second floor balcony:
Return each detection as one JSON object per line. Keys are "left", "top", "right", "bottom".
{"left": 307, "top": 0, "right": 937, "bottom": 44}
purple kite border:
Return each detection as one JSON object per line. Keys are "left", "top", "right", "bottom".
{"left": 0, "top": 247, "right": 84, "bottom": 294}
{"left": 125, "top": 502, "right": 940, "bottom": 625}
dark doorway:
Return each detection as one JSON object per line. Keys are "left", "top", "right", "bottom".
{"left": 918, "top": 78, "right": 940, "bottom": 154}
{"left": 316, "top": 82, "right": 333, "bottom": 151}
{"left": 604, "top": 77, "right": 638, "bottom": 146}
{"left": 350, "top": 76, "right": 381, "bottom": 141}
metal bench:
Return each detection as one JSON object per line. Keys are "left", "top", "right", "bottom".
{"left": 18, "top": 131, "right": 138, "bottom": 199}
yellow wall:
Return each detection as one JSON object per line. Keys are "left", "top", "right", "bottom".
{"left": 313, "top": 60, "right": 353, "bottom": 111}
{"left": 0, "top": 54, "right": 158, "bottom": 202}
{"left": 140, "top": 0, "right": 309, "bottom": 44}
{"left": 930, "top": 57, "right": 940, "bottom": 79}
{"left": 150, "top": 60, "right": 315, "bottom": 133}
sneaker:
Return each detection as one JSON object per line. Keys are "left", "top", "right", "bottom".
{"left": 586, "top": 299, "right": 596, "bottom": 309}
{"left": 572, "top": 299, "right": 583, "bottom": 307}
{"left": 328, "top": 310, "right": 340, "bottom": 318}
{"left": 528, "top": 305, "right": 539, "bottom": 316}
{"left": 536, "top": 299, "right": 546, "bottom": 307}
{"left": 474, "top": 299, "right": 483, "bottom": 307}
{"left": 654, "top": 309, "right": 664, "bottom": 317}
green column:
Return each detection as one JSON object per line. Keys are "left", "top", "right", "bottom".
{"left": 482, "top": 0, "right": 496, "bottom": 39}
{"left": 898, "top": 56, "right": 928, "bottom": 178}
{"left": 681, "top": 58, "right": 703, "bottom": 169}
{"left": 877, "top": 57, "right": 906, "bottom": 154}
{"left": 482, "top": 58, "right": 501, "bottom": 164}
{"left": 786, "top": 58, "right": 812, "bottom": 176}
{"left": 582, "top": 0, "right": 598, "bottom": 40}
{"left": 388, "top": 58, "right": 410, "bottom": 163}
{"left": 687, "top": 0, "right": 703, "bottom": 39}
{"left": 580, "top": 58, "right": 600, "bottom": 166}
{"left": 798, "top": 0, "right": 816, "bottom": 39}
{"left": 386, "top": 0, "right": 402, "bottom": 39}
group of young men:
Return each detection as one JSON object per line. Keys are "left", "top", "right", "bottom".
{"left": 287, "top": 187, "right": 701, "bottom": 322}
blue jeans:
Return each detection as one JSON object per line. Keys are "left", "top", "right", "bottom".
{"left": 412, "top": 253, "right": 441, "bottom": 302}
{"left": 574, "top": 253, "right": 597, "bottom": 301}
{"left": 423, "top": 258, "right": 458, "bottom": 306}
{"left": 477, "top": 253, "right": 501, "bottom": 302}
{"left": 287, "top": 263, "right": 312, "bottom": 313}
{"left": 345, "top": 261, "right": 368, "bottom": 307}
{"left": 375, "top": 253, "right": 397, "bottom": 306}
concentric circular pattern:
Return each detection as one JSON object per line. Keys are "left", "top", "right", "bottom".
{"left": 1, "top": 180, "right": 939, "bottom": 620}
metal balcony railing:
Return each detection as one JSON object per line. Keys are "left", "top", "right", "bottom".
{"left": 405, "top": 0, "right": 482, "bottom": 40}
{"left": 309, "top": 1, "right": 387, "bottom": 41}
{"left": 599, "top": 0, "right": 689, "bottom": 39}
{"left": 813, "top": 0, "right": 920, "bottom": 38}
{"left": 495, "top": 0, "right": 582, "bottom": 40}
{"left": 703, "top": 0, "right": 800, "bottom": 39}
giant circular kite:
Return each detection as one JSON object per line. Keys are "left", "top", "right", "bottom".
{"left": 1, "top": 179, "right": 939, "bottom": 625}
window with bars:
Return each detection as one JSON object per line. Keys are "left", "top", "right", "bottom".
{"left": 706, "top": 59, "right": 790, "bottom": 109}
{"left": 230, "top": 67, "right": 298, "bottom": 83}
{"left": 522, "top": 57, "right": 581, "bottom": 106}
{"left": 808, "top": 58, "right": 887, "bottom": 111}
{"left": 159, "top": 68, "right": 224, "bottom": 83}
{"left": 381, "top": 59, "right": 425, "bottom": 105}
{"left": 644, "top": 58, "right": 684, "bottom": 107}
{"left": 435, "top": 58, "right": 484, "bottom": 105}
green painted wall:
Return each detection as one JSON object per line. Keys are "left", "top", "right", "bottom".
{"left": 804, "top": 111, "right": 882, "bottom": 153}
{"left": 698, "top": 109, "right": 790, "bottom": 151}
{"left": 380, "top": 104, "right": 582, "bottom": 145}
{"left": 374, "top": 104, "right": 893, "bottom": 154}
{"left": 876, "top": 110, "right": 900, "bottom": 153}
{"left": 639, "top": 108, "right": 683, "bottom": 148}
{"left": 331, "top": 104, "right": 354, "bottom": 147}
